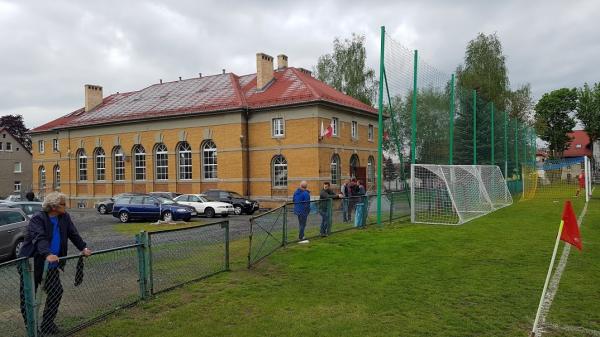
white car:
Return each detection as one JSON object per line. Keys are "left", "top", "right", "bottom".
{"left": 173, "top": 194, "right": 235, "bottom": 218}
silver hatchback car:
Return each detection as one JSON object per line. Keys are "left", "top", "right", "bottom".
{"left": 0, "top": 208, "right": 28, "bottom": 261}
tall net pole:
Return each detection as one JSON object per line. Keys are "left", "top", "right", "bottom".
{"left": 449, "top": 74, "right": 455, "bottom": 165}
{"left": 472, "top": 90, "right": 477, "bottom": 165}
{"left": 411, "top": 50, "right": 418, "bottom": 164}
{"left": 504, "top": 110, "right": 508, "bottom": 177}
{"left": 491, "top": 102, "right": 495, "bottom": 165}
{"left": 376, "top": 26, "right": 385, "bottom": 225}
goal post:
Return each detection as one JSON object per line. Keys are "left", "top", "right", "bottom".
{"left": 521, "top": 156, "right": 591, "bottom": 202}
{"left": 410, "top": 164, "right": 512, "bottom": 225}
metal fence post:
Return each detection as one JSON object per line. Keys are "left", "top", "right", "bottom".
{"left": 19, "top": 258, "right": 38, "bottom": 337}
{"left": 473, "top": 89, "right": 477, "bottom": 165}
{"left": 389, "top": 193, "right": 393, "bottom": 224}
{"left": 411, "top": 49, "right": 418, "bottom": 164}
{"left": 221, "top": 221, "right": 230, "bottom": 271}
{"left": 327, "top": 198, "right": 333, "bottom": 234}
{"left": 282, "top": 204, "right": 288, "bottom": 246}
{"left": 144, "top": 231, "right": 153, "bottom": 296}
{"left": 449, "top": 74, "right": 455, "bottom": 165}
{"left": 136, "top": 231, "right": 152, "bottom": 299}
{"left": 363, "top": 195, "right": 369, "bottom": 226}
{"left": 248, "top": 217, "right": 254, "bottom": 268}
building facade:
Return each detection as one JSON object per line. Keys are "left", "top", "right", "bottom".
{"left": 30, "top": 54, "right": 379, "bottom": 207}
{"left": 0, "top": 128, "right": 32, "bottom": 198}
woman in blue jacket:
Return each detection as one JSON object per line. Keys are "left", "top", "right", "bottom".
{"left": 292, "top": 181, "right": 311, "bottom": 242}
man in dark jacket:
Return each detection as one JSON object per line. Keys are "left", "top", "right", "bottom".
{"left": 19, "top": 192, "right": 91, "bottom": 335}
{"left": 319, "top": 182, "right": 340, "bottom": 236}
{"left": 292, "top": 181, "right": 311, "bottom": 242}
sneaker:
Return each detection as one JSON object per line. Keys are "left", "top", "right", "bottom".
{"left": 299, "top": 239, "right": 310, "bottom": 244}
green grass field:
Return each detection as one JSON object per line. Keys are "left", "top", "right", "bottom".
{"left": 75, "top": 190, "right": 599, "bottom": 337}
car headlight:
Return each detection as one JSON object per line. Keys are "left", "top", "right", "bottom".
{"left": 245, "top": 200, "right": 251, "bottom": 204}
{"left": 176, "top": 208, "right": 188, "bottom": 213}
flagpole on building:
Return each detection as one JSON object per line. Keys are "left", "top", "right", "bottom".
{"left": 531, "top": 220, "right": 564, "bottom": 336}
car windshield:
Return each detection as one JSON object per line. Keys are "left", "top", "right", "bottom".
{"left": 157, "top": 197, "right": 175, "bottom": 204}
{"left": 197, "top": 196, "right": 209, "bottom": 203}
{"left": 229, "top": 192, "right": 243, "bottom": 198}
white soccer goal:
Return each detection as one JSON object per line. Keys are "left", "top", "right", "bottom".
{"left": 522, "top": 156, "right": 591, "bottom": 203}
{"left": 410, "top": 164, "right": 513, "bottom": 225}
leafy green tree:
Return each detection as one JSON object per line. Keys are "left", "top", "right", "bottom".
{"left": 0, "top": 114, "right": 31, "bottom": 150}
{"left": 534, "top": 88, "right": 577, "bottom": 158}
{"left": 456, "top": 33, "right": 510, "bottom": 111}
{"left": 508, "top": 83, "right": 534, "bottom": 120}
{"left": 315, "top": 33, "right": 377, "bottom": 106}
{"left": 576, "top": 82, "right": 600, "bottom": 158}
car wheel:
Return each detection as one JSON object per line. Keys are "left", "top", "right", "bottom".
{"left": 204, "top": 207, "right": 215, "bottom": 218}
{"left": 183, "top": 216, "right": 192, "bottom": 222}
{"left": 162, "top": 211, "right": 173, "bottom": 222}
{"left": 13, "top": 240, "right": 24, "bottom": 259}
{"left": 247, "top": 210, "right": 255, "bottom": 215}
{"left": 221, "top": 214, "right": 229, "bottom": 217}
{"left": 98, "top": 205, "right": 107, "bottom": 214}
{"left": 119, "top": 211, "right": 130, "bottom": 223}
{"left": 233, "top": 205, "right": 243, "bottom": 215}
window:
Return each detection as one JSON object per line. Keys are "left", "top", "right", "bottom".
{"left": 14, "top": 181, "right": 21, "bottom": 192}
{"left": 272, "top": 118, "right": 284, "bottom": 137}
{"left": 350, "top": 154, "right": 359, "bottom": 178}
{"left": 0, "top": 210, "right": 25, "bottom": 225}
{"left": 77, "top": 149, "right": 87, "bottom": 181}
{"left": 95, "top": 148, "right": 106, "bottom": 181}
{"left": 368, "top": 156, "right": 375, "bottom": 184}
{"left": 113, "top": 147, "right": 125, "bottom": 181}
{"left": 331, "top": 154, "right": 340, "bottom": 185}
{"left": 332, "top": 117, "right": 339, "bottom": 136}
{"left": 351, "top": 121, "right": 358, "bottom": 139}
{"left": 53, "top": 165, "right": 61, "bottom": 190}
{"left": 155, "top": 143, "right": 168, "bottom": 180}
{"left": 177, "top": 142, "right": 192, "bottom": 180}
{"left": 202, "top": 140, "right": 218, "bottom": 179}
{"left": 133, "top": 145, "right": 146, "bottom": 181}
{"left": 0, "top": 142, "right": 3, "bottom": 151}
{"left": 14, "top": 162, "right": 22, "bottom": 173}
{"left": 38, "top": 140, "right": 45, "bottom": 153}
{"left": 368, "top": 124, "right": 374, "bottom": 141}
{"left": 39, "top": 166, "right": 46, "bottom": 189}
{"left": 53, "top": 139, "right": 59, "bottom": 152}
{"left": 576, "top": 144, "right": 582, "bottom": 148}
{"left": 271, "top": 155, "right": 288, "bottom": 188}
{"left": 6, "top": 142, "right": 12, "bottom": 151}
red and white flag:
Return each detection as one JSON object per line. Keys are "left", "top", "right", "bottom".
{"left": 560, "top": 201, "right": 582, "bottom": 250}
{"left": 320, "top": 120, "right": 333, "bottom": 138}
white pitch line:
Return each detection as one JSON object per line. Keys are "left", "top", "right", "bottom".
{"left": 534, "top": 201, "right": 589, "bottom": 337}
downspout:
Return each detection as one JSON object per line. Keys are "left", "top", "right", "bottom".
{"left": 244, "top": 108, "right": 250, "bottom": 197}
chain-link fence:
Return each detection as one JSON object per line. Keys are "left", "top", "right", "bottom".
{"left": 248, "top": 193, "right": 410, "bottom": 268}
{"left": 0, "top": 258, "right": 28, "bottom": 337}
{"left": 148, "top": 221, "right": 230, "bottom": 294}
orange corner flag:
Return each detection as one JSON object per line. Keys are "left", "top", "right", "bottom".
{"left": 560, "top": 201, "right": 582, "bottom": 251}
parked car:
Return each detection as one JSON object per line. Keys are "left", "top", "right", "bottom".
{"left": 1, "top": 201, "right": 43, "bottom": 219}
{"left": 203, "top": 190, "right": 259, "bottom": 215}
{"left": 0, "top": 208, "right": 28, "bottom": 261}
{"left": 148, "top": 191, "right": 182, "bottom": 200}
{"left": 95, "top": 193, "right": 139, "bottom": 214}
{"left": 3, "top": 194, "right": 22, "bottom": 202}
{"left": 111, "top": 195, "right": 196, "bottom": 223}
{"left": 174, "top": 194, "right": 235, "bottom": 218}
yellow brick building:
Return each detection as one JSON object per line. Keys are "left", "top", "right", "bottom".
{"left": 30, "top": 53, "right": 379, "bottom": 208}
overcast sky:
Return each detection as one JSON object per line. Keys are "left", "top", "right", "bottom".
{"left": 1, "top": 0, "right": 599, "bottom": 129}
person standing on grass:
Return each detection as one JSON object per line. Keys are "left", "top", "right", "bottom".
{"left": 347, "top": 178, "right": 359, "bottom": 222}
{"left": 341, "top": 179, "right": 351, "bottom": 222}
{"left": 18, "top": 191, "right": 92, "bottom": 335}
{"left": 575, "top": 171, "right": 585, "bottom": 197}
{"left": 293, "top": 181, "right": 311, "bottom": 242}
{"left": 319, "top": 182, "right": 341, "bottom": 237}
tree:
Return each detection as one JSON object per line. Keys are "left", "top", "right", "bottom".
{"left": 576, "top": 82, "right": 600, "bottom": 159}
{"left": 508, "top": 83, "right": 534, "bottom": 120}
{"left": 383, "top": 156, "right": 397, "bottom": 182}
{"left": 315, "top": 33, "right": 377, "bottom": 106}
{"left": 456, "top": 33, "right": 510, "bottom": 111}
{"left": 534, "top": 88, "right": 577, "bottom": 158}
{"left": 0, "top": 114, "right": 31, "bottom": 150}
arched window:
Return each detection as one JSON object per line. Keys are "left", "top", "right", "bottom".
{"left": 202, "top": 140, "right": 217, "bottom": 179}
{"left": 77, "top": 149, "right": 87, "bottom": 181}
{"left": 113, "top": 146, "right": 125, "bottom": 181}
{"left": 53, "top": 165, "right": 61, "bottom": 190}
{"left": 330, "top": 154, "right": 340, "bottom": 185}
{"left": 154, "top": 143, "right": 168, "bottom": 180}
{"left": 133, "top": 145, "right": 146, "bottom": 181}
{"left": 349, "top": 154, "right": 360, "bottom": 178}
{"left": 39, "top": 166, "right": 46, "bottom": 190}
{"left": 95, "top": 147, "right": 106, "bottom": 181}
{"left": 177, "top": 142, "right": 192, "bottom": 180}
{"left": 367, "top": 156, "right": 375, "bottom": 185}
{"left": 272, "top": 155, "right": 288, "bottom": 188}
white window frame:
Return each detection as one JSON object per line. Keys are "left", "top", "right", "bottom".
{"left": 114, "top": 147, "right": 125, "bottom": 181}
{"left": 77, "top": 150, "right": 87, "bottom": 181}
{"left": 53, "top": 139, "right": 59, "bottom": 152}
{"left": 368, "top": 156, "right": 375, "bottom": 184}
{"left": 14, "top": 162, "right": 22, "bottom": 173}
{"left": 272, "top": 118, "right": 285, "bottom": 137}
{"left": 155, "top": 143, "right": 169, "bottom": 180}
{"left": 95, "top": 148, "right": 106, "bottom": 181}
{"left": 272, "top": 155, "right": 288, "bottom": 188}
{"left": 351, "top": 121, "right": 358, "bottom": 139}
{"left": 134, "top": 145, "right": 146, "bottom": 181}
{"left": 332, "top": 117, "right": 339, "bottom": 136}
{"left": 14, "top": 181, "right": 21, "bottom": 193}
{"left": 6, "top": 142, "right": 12, "bottom": 151}
{"left": 38, "top": 140, "right": 45, "bottom": 153}
{"left": 39, "top": 166, "right": 46, "bottom": 189}
{"left": 178, "top": 142, "right": 193, "bottom": 180}
{"left": 330, "top": 154, "right": 340, "bottom": 185}
{"left": 368, "top": 124, "right": 374, "bottom": 141}
{"left": 202, "top": 140, "right": 218, "bottom": 180}
{"left": 54, "top": 165, "right": 61, "bottom": 190}
{"left": 0, "top": 142, "right": 3, "bottom": 151}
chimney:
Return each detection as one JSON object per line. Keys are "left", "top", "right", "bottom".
{"left": 277, "top": 54, "right": 288, "bottom": 69}
{"left": 256, "top": 53, "right": 274, "bottom": 90}
{"left": 298, "top": 68, "right": 312, "bottom": 77}
{"left": 84, "top": 84, "right": 103, "bottom": 112}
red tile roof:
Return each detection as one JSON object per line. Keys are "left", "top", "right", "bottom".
{"left": 563, "top": 130, "right": 592, "bottom": 157}
{"left": 31, "top": 68, "right": 377, "bottom": 133}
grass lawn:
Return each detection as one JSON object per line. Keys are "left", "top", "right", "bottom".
{"left": 76, "top": 191, "right": 599, "bottom": 337}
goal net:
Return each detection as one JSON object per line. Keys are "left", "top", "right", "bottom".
{"left": 411, "top": 164, "right": 513, "bottom": 225}
{"left": 522, "top": 156, "right": 591, "bottom": 202}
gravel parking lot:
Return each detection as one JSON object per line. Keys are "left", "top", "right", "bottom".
{"left": 67, "top": 209, "right": 256, "bottom": 251}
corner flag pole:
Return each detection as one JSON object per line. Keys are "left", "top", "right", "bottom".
{"left": 376, "top": 25, "right": 385, "bottom": 226}
{"left": 531, "top": 220, "right": 564, "bottom": 336}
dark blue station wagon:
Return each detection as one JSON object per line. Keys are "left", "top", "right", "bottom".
{"left": 112, "top": 195, "right": 196, "bottom": 223}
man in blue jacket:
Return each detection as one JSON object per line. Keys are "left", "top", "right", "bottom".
{"left": 292, "top": 181, "right": 311, "bottom": 242}
{"left": 19, "top": 192, "right": 92, "bottom": 335}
